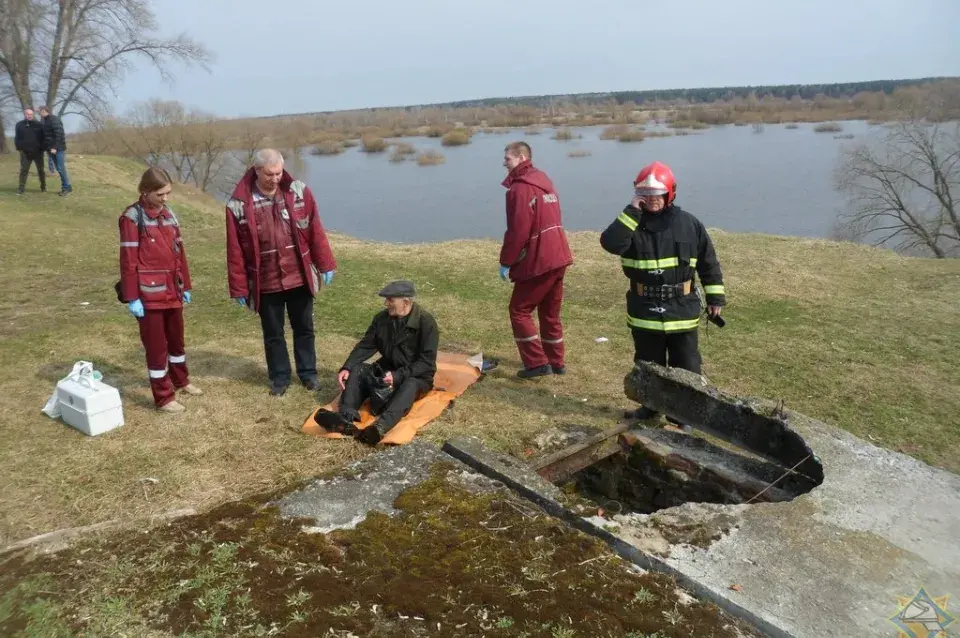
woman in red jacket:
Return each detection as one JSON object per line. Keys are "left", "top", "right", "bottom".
{"left": 118, "top": 167, "right": 202, "bottom": 413}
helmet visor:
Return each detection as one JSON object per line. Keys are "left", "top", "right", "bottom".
{"left": 635, "top": 186, "right": 668, "bottom": 197}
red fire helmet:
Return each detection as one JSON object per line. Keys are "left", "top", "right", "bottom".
{"left": 634, "top": 161, "right": 677, "bottom": 205}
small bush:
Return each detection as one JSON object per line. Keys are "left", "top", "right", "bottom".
{"left": 392, "top": 142, "right": 416, "bottom": 155}
{"left": 567, "top": 149, "right": 591, "bottom": 158}
{"left": 360, "top": 135, "right": 387, "bottom": 152}
{"left": 813, "top": 122, "right": 842, "bottom": 133}
{"left": 311, "top": 141, "right": 344, "bottom": 155}
{"left": 426, "top": 125, "right": 453, "bottom": 138}
{"left": 600, "top": 124, "right": 628, "bottom": 140}
{"left": 785, "top": 123, "right": 799, "bottom": 129}
{"left": 440, "top": 129, "right": 472, "bottom": 146}
{"left": 524, "top": 126, "right": 542, "bottom": 135}
{"left": 617, "top": 130, "right": 645, "bottom": 142}
{"left": 644, "top": 131, "right": 674, "bottom": 138}
{"left": 553, "top": 128, "right": 574, "bottom": 141}
{"left": 417, "top": 150, "right": 446, "bottom": 166}
{"left": 342, "top": 138, "right": 360, "bottom": 148}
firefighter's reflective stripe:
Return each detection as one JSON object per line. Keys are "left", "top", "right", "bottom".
{"left": 148, "top": 368, "right": 168, "bottom": 379}
{"left": 627, "top": 315, "right": 700, "bottom": 332}
{"left": 542, "top": 337, "right": 563, "bottom": 344}
{"left": 168, "top": 354, "right": 186, "bottom": 364}
{"left": 617, "top": 212, "right": 638, "bottom": 231}
{"left": 620, "top": 256, "right": 699, "bottom": 271}
{"left": 703, "top": 284, "right": 725, "bottom": 295}
{"left": 120, "top": 241, "right": 139, "bottom": 247}
{"left": 621, "top": 256, "right": 679, "bottom": 270}
{"left": 515, "top": 335, "right": 540, "bottom": 342}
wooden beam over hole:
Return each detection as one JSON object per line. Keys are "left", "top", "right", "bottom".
{"left": 532, "top": 423, "right": 631, "bottom": 484}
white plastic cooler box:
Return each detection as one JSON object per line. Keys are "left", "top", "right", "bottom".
{"left": 56, "top": 367, "right": 125, "bottom": 436}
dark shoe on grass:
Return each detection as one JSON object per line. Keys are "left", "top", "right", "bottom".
{"left": 517, "top": 364, "right": 552, "bottom": 379}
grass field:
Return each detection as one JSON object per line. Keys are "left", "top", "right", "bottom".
{"left": 1, "top": 153, "right": 958, "bottom": 552}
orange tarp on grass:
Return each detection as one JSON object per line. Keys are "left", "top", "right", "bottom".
{"left": 301, "top": 352, "right": 482, "bottom": 445}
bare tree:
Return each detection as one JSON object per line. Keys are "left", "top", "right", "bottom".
{"left": 835, "top": 121, "right": 959, "bottom": 258}
{"left": 0, "top": 0, "right": 211, "bottom": 122}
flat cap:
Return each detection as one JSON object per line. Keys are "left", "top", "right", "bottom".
{"left": 377, "top": 280, "right": 416, "bottom": 298}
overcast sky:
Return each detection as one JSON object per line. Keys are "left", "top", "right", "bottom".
{"left": 113, "top": 0, "right": 959, "bottom": 119}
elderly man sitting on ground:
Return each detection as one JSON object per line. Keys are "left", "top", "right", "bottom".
{"left": 320, "top": 280, "right": 439, "bottom": 445}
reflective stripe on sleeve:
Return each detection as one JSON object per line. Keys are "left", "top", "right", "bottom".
{"left": 617, "top": 212, "right": 638, "bottom": 231}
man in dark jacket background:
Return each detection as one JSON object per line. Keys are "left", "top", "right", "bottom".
{"left": 14, "top": 108, "right": 46, "bottom": 194}
{"left": 329, "top": 281, "right": 439, "bottom": 445}
{"left": 37, "top": 106, "right": 72, "bottom": 195}
{"left": 499, "top": 141, "right": 574, "bottom": 379}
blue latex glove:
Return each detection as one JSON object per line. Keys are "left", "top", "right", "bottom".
{"left": 499, "top": 265, "right": 510, "bottom": 281}
{"left": 322, "top": 270, "right": 335, "bottom": 285}
{"left": 127, "top": 299, "right": 145, "bottom": 318}
{"left": 183, "top": 291, "right": 192, "bottom": 304}
{"left": 235, "top": 297, "right": 248, "bottom": 307}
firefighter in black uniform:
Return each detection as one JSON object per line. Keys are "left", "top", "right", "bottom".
{"left": 322, "top": 280, "right": 439, "bottom": 445}
{"left": 600, "top": 161, "right": 726, "bottom": 424}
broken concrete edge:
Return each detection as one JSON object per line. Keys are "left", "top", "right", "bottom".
{"left": 625, "top": 361, "right": 824, "bottom": 485}
{"left": 1, "top": 508, "right": 198, "bottom": 556}
{"left": 442, "top": 436, "right": 795, "bottom": 638}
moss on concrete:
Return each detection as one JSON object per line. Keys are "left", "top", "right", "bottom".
{"left": 1, "top": 463, "right": 760, "bottom": 637}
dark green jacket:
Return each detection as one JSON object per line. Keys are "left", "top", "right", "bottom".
{"left": 340, "top": 303, "right": 439, "bottom": 387}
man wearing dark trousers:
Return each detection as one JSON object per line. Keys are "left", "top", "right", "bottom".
{"left": 322, "top": 281, "right": 439, "bottom": 445}
{"left": 14, "top": 108, "right": 46, "bottom": 194}
{"left": 37, "top": 106, "right": 71, "bottom": 195}
{"left": 600, "top": 161, "right": 726, "bottom": 429}
{"left": 225, "top": 148, "right": 337, "bottom": 396}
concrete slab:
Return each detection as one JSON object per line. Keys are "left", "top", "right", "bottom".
{"left": 273, "top": 441, "right": 452, "bottom": 532}
{"left": 650, "top": 410, "right": 960, "bottom": 637}
{"left": 613, "top": 363, "right": 960, "bottom": 637}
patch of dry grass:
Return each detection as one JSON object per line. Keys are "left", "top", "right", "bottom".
{"left": 360, "top": 134, "right": 387, "bottom": 152}
{"left": 440, "top": 129, "right": 472, "bottom": 146}
{"left": 0, "top": 155, "right": 958, "bottom": 550}
{"left": 311, "top": 140, "right": 345, "bottom": 155}
{"left": 814, "top": 122, "right": 843, "bottom": 133}
{"left": 416, "top": 149, "right": 445, "bottom": 166}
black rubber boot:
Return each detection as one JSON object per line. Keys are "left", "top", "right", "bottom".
{"left": 517, "top": 364, "right": 552, "bottom": 379}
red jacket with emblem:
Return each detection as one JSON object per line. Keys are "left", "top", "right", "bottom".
{"left": 500, "top": 161, "right": 573, "bottom": 282}
{"left": 225, "top": 167, "right": 336, "bottom": 312}
{"left": 118, "top": 201, "right": 192, "bottom": 310}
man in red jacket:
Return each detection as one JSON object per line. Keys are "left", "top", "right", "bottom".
{"left": 225, "top": 149, "right": 337, "bottom": 396}
{"left": 500, "top": 141, "right": 574, "bottom": 379}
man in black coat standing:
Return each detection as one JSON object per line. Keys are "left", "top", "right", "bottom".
{"left": 321, "top": 280, "right": 440, "bottom": 445}
{"left": 14, "top": 108, "right": 46, "bottom": 194}
{"left": 38, "top": 106, "right": 72, "bottom": 196}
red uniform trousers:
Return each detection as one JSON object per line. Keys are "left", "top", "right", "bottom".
{"left": 139, "top": 307, "right": 189, "bottom": 407}
{"left": 509, "top": 267, "right": 567, "bottom": 369}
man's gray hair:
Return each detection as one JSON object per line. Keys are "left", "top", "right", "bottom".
{"left": 253, "top": 148, "right": 284, "bottom": 168}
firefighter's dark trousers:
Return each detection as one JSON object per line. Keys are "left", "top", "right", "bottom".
{"left": 631, "top": 328, "right": 702, "bottom": 373}
{"left": 631, "top": 328, "right": 701, "bottom": 422}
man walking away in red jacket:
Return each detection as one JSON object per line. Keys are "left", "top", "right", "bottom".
{"left": 500, "top": 142, "right": 574, "bottom": 379}
{"left": 225, "top": 149, "right": 337, "bottom": 396}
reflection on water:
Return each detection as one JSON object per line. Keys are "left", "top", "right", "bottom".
{"left": 283, "top": 122, "right": 870, "bottom": 244}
